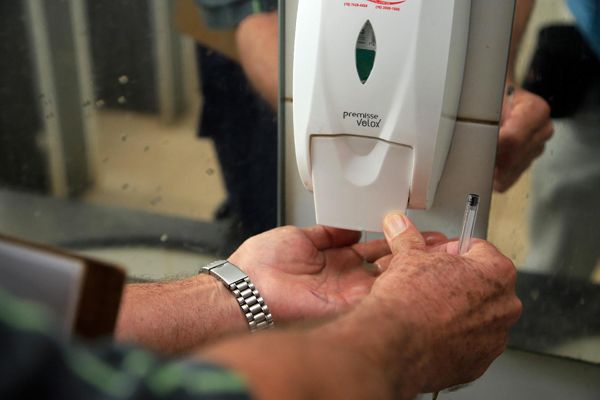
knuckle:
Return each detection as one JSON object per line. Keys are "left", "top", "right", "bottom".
{"left": 498, "top": 257, "right": 517, "bottom": 283}
{"left": 501, "top": 296, "right": 523, "bottom": 327}
{"left": 512, "top": 297, "right": 523, "bottom": 322}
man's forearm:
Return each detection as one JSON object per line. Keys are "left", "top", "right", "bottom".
{"left": 200, "top": 299, "right": 423, "bottom": 400}
{"left": 115, "top": 275, "right": 247, "bottom": 355}
{"left": 236, "top": 11, "right": 279, "bottom": 109}
{"left": 200, "top": 332, "right": 389, "bottom": 400}
{"left": 508, "top": 0, "right": 536, "bottom": 82}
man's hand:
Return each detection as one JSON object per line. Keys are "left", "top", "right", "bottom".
{"left": 495, "top": 85, "right": 553, "bottom": 192}
{"left": 229, "top": 226, "right": 390, "bottom": 323}
{"left": 495, "top": 0, "right": 550, "bottom": 192}
{"left": 202, "top": 214, "right": 522, "bottom": 400}
{"left": 116, "top": 226, "right": 388, "bottom": 354}
{"left": 116, "top": 224, "right": 446, "bottom": 355}
{"left": 354, "top": 213, "right": 523, "bottom": 393}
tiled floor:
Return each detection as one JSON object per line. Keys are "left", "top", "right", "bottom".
{"left": 84, "top": 109, "right": 225, "bottom": 222}
{"left": 80, "top": 108, "right": 226, "bottom": 278}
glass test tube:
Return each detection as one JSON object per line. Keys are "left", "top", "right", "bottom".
{"left": 458, "top": 194, "right": 480, "bottom": 255}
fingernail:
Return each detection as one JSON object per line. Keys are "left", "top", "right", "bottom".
{"left": 424, "top": 234, "right": 438, "bottom": 246}
{"left": 384, "top": 213, "right": 407, "bottom": 239}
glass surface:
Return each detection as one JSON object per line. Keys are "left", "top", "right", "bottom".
{"left": 487, "top": 0, "right": 600, "bottom": 364}
{"left": 0, "top": 0, "right": 278, "bottom": 280}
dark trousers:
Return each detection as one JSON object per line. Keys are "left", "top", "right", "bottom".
{"left": 196, "top": 45, "right": 277, "bottom": 246}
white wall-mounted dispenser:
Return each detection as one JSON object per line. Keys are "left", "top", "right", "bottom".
{"left": 285, "top": 0, "right": 516, "bottom": 237}
{"left": 293, "top": 0, "right": 471, "bottom": 232}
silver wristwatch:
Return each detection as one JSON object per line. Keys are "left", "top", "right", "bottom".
{"left": 200, "top": 260, "right": 274, "bottom": 332}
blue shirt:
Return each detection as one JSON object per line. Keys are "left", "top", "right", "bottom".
{"left": 568, "top": 0, "right": 600, "bottom": 57}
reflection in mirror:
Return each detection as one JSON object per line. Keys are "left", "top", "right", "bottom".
{"left": 0, "top": 0, "right": 277, "bottom": 281}
{"left": 488, "top": 0, "right": 600, "bottom": 364}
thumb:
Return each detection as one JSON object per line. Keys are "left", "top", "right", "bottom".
{"left": 383, "top": 213, "right": 426, "bottom": 255}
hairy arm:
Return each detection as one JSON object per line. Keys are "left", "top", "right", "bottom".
{"left": 115, "top": 275, "right": 246, "bottom": 355}
{"left": 114, "top": 225, "right": 391, "bottom": 356}
{"left": 236, "top": 11, "right": 279, "bottom": 109}
{"left": 200, "top": 306, "right": 421, "bottom": 400}
{"left": 115, "top": 269, "right": 417, "bottom": 399}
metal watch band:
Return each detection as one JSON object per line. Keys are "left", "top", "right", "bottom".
{"left": 200, "top": 260, "right": 274, "bottom": 332}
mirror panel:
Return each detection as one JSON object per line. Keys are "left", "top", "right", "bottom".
{"left": 488, "top": 0, "right": 600, "bottom": 364}
{"left": 0, "top": 0, "right": 278, "bottom": 280}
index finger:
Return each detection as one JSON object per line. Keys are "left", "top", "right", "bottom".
{"left": 352, "top": 239, "right": 390, "bottom": 263}
{"left": 301, "top": 225, "right": 361, "bottom": 250}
